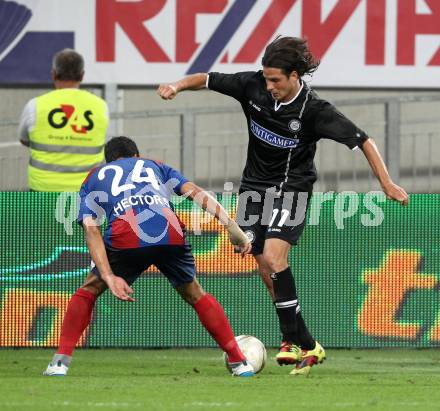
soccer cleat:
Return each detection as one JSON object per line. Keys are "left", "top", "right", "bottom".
{"left": 275, "top": 341, "right": 302, "bottom": 365}
{"left": 229, "top": 360, "right": 255, "bottom": 377}
{"left": 43, "top": 360, "right": 68, "bottom": 376}
{"left": 290, "top": 341, "right": 326, "bottom": 376}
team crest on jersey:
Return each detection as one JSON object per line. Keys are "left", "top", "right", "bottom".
{"left": 244, "top": 230, "right": 256, "bottom": 243}
{"left": 288, "top": 119, "right": 302, "bottom": 133}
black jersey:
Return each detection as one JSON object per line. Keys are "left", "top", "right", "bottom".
{"left": 207, "top": 71, "right": 368, "bottom": 193}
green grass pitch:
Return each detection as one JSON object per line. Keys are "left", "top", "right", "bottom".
{"left": 1, "top": 348, "right": 439, "bottom": 411}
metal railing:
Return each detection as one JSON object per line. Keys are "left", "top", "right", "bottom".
{"left": 1, "top": 91, "right": 440, "bottom": 192}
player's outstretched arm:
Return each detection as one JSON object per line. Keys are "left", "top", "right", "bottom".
{"left": 361, "top": 138, "right": 409, "bottom": 206}
{"left": 82, "top": 217, "right": 135, "bottom": 302}
{"left": 180, "top": 181, "right": 252, "bottom": 256}
{"left": 157, "top": 73, "right": 208, "bottom": 100}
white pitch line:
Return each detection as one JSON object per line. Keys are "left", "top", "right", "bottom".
{"left": 0, "top": 401, "right": 145, "bottom": 408}
{"left": 184, "top": 402, "right": 237, "bottom": 408}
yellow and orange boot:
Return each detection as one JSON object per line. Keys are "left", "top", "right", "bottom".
{"left": 275, "top": 341, "right": 302, "bottom": 365}
{"left": 290, "top": 341, "right": 326, "bottom": 376}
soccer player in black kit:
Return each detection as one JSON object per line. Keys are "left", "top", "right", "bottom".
{"left": 158, "top": 37, "right": 408, "bottom": 376}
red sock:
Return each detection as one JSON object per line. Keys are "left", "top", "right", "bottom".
{"left": 57, "top": 288, "right": 96, "bottom": 356}
{"left": 193, "top": 293, "right": 245, "bottom": 363}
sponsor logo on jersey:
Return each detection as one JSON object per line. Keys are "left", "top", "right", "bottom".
{"left": 288, "top": 119, "right": 301, "bottom": 133}
{"left": 249, "top": 100, "right": 261, "bottom": 111}
{"left": 250, "top": 118, "right": 299, "bottom": 149}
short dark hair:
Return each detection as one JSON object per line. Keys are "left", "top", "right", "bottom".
{"left": 105, "top": 136, "right": 140, "bottom": 163}
{"left": 261, "top": 36, "right": 320, "bottom": 77}
{"left": 52, "top": 49, "right": 84, "bottom": 81}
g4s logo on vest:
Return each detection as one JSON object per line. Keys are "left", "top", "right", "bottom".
{"left": 48, "top": 104, "right": 94, "bottom": 134}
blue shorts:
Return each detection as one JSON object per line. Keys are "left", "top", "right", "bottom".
{"left": 92, "top": 244, "right": 196, "bottom": 287}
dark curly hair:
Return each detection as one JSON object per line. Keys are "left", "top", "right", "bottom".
{"left": 262, "top": 36, "right": 320, "bottom": 77}
{"left": 105, "top": 136, "right": 140, "bottom": 163}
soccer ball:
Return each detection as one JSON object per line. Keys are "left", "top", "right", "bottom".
{"left": 224, "top": 335, "right": 267, "bottom": 374}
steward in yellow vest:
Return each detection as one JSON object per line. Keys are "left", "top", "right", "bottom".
{"left": 19, "top": 49, "right": 109, "bottom": 191}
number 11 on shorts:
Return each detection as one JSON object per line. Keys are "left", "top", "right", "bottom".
{"left": 269, "top": 208, "right": 290, "bottom": 227}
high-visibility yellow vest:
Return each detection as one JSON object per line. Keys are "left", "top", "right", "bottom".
{"left": 28, "top": 88, "right": 108, "bottom": 191}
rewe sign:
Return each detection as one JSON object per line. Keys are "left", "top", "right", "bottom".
{"left": 1, "top": 0, "right": 439, "bottom": 87}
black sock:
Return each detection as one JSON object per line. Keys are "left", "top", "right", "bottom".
{"left": 272, "top": 267, "right": 315, "bottom": 348}
{"left": 272, "top": 267, "right": 299, "bottom": 344}
{"left": 296, "top": 312, "right": 315, "bottom": 350}
{"left": 272, "top": 300, "right": 299, "bottom": 345}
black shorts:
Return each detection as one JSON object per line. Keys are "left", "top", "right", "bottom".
{"left": 236, "top": 191, "right": 311, "bottom": 256}
{"left": 91, "top": 244, "right": 196, "bottom": 288}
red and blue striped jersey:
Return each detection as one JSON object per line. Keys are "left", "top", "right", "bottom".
{"left": 78, "top": 157, "right": 188, "bottom": 249}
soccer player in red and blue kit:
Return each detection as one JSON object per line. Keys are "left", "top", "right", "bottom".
{"left": 43, "top": 136, "right": 254, "bottom": 377}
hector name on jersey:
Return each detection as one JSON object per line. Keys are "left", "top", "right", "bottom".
{"left": 78, "top": 157, "right": 188, "bottom": 249}
{"left": 208, "top": 71, "right": 369, "bottom": 194}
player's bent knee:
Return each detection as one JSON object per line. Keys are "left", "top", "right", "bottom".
{"left": 80, "top": 273, "right": 108, "bottom": 297}
{"left": 176, "top": 280, "right": 206, "bottom": 306}
{"left": 81, "top": 283, "right": 106, "bottom": 297}
{"left": 261, "top": 250, "right": 288, "bottom": 273}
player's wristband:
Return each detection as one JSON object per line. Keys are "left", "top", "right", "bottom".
{"left": 169, "top": 84, "right": 177, "bottom": 94}
{"left": 227, "top": 221, "right": 249, "bottom": 246}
